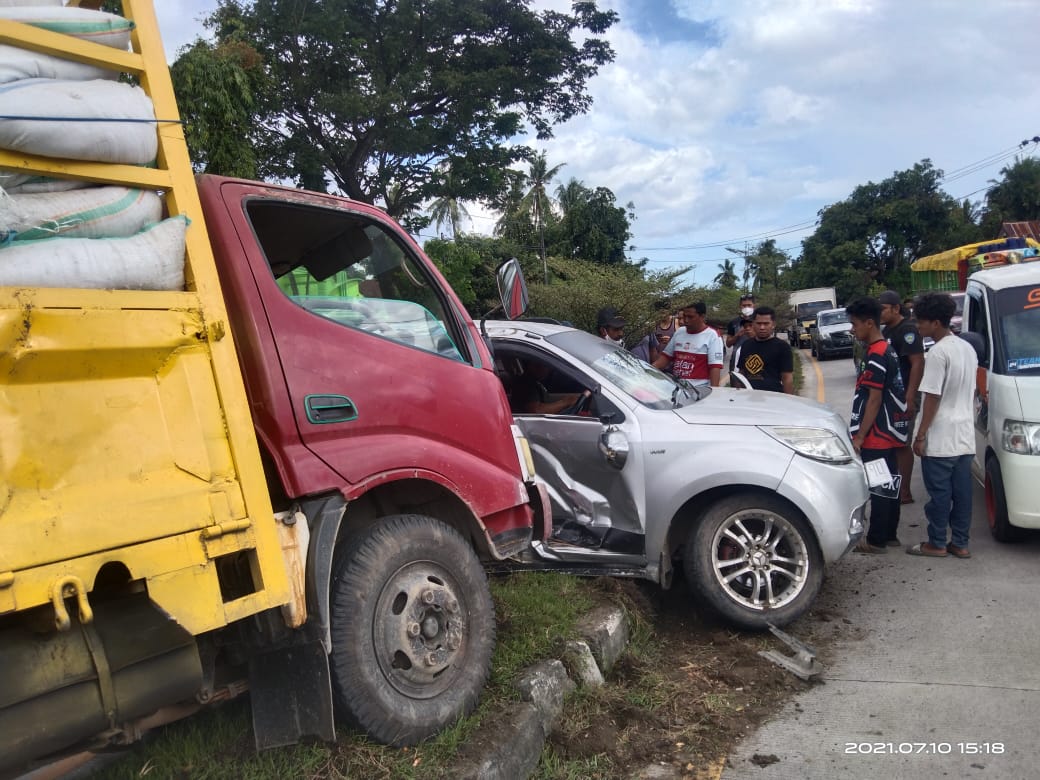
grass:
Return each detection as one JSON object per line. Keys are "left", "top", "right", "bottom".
{"left": 93, "top": 572, "right": 599, "bottom": 780}
{"left": 791, "top": 344, "right": 804, "bottom": 394}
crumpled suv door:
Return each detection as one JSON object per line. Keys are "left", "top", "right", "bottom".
{"left": 514, "top": 414, "right": 644, "bottom": 556}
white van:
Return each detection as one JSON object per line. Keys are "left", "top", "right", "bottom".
{"left": 962, "top": 261, "right": 1040, "bottom": 540}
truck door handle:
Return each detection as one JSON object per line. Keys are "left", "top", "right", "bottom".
{"left": 304, "top": 394, "right": 358, "bottom": 424}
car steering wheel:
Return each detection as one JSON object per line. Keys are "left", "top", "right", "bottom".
{"left": 561, "top": 389, "right": 593, "bottom": 416}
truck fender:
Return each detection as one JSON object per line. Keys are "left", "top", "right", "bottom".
{"left": 302, "top": 493, "right": 349, "bottom": 654}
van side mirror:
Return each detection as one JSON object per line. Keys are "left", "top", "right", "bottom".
{"left": 496, "top": 258, "right": 529, "bottom": 320}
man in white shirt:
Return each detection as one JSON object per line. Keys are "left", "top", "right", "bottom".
{"left": 652, "top": 301, "right": 724, "bottom": 386}
{"left": 907, "top": 292, "right": 978, "bottom": 559}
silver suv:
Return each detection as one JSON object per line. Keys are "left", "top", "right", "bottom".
{"left": 492, "top": 321, "right": 868, "bottom": 630}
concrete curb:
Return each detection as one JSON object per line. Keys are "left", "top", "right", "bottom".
{"left": 451, "top": 605, "right": 630, "bottom": 780}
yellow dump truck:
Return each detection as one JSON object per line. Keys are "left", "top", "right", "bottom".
{"left": 0, "top": 2, "right": 539, "bottom": 773}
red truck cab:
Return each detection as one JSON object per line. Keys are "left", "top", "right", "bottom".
{"left": 198, "top": 175, "right": 538, "bottom": 747}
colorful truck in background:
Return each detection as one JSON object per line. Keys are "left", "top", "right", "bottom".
{"left": 0, "top": 2, "right": 540, "bottom": 773}
{"left": 911, "top": 233, "right": 1040, "bottom": 544}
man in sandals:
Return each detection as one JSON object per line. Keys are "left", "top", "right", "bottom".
{"left": 907, "top": 292, "right": 978, "bottom": 559}
{"left": 847, "top": 297, "right": 911, "bottom": 554}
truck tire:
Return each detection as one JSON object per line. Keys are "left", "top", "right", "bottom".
{"left": 329, "top": 514, "right": 495, "bottom": 745}
{"left": 684, "top": 495, "right": 824, "bottom": 631}
{"left": 986, "top": 458, "right": 1024, "bottom": 543}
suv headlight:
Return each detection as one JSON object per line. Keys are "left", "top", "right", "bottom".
{"left": 761, "top": 426, "right": 854, "bottom": 464}
{"left": 1002, "top": 420, "right": 1040, "bottom": 455}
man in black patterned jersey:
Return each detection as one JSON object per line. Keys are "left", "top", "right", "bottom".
{"left": 847, "top": 297, "right": 911, "bottom": 553}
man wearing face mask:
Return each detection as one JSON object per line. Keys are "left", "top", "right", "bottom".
{"left": 726, "top": 293, "right": 756, "bottom": 348}
{"left": 595, "top": 307, "right": 626, "bottom": 346}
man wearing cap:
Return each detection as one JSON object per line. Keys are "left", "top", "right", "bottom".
{"left": 652, "top": 301, "right": 724, "bottom": 387}
{"left": 879, "top": 289, "right": 924, "bottom": 508}
{"left": 595, "top": 307, "right": 625, "bottom": 345}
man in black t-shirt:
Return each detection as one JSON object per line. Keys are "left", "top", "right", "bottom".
{"left": 725, "top": 293, "right": 756, "bottom": 348}
{"left": 879, "top": 289, "right": 924, "bottom": 504}
{"left": 732, "top": 306, "right": 794, "bottom": 393}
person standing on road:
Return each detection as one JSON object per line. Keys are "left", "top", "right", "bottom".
{"left": 879, "top": 290, "right": 924, "bottom": 505}
{"left": 732, "top": 306, "right": 794, "bottom": 393}
{"left": 653, "top": 301, "right": 724, "bottom": 387}
{"left": 726, "top": 293, "right": 756, "bottom": 348}
{"left": 847, "top": 297, "right": 910, "bottom": 553}
{"left": 906, "top": 292, "right": 978, "bottom": 559}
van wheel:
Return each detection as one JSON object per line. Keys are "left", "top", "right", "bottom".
{"left": 986, "top": 458, "right": 1023, "bottom": 542}
{"left": 329, "top": 514, "right": 494, "bottom": 745}
{"left": 685, "top": 495, "right": 824, "bottom": 631}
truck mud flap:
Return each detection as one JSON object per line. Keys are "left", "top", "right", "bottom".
{"left": 248, "top": 639, "right": 336, "bottom": 750}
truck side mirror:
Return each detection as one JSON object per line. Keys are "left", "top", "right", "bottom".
{"left": 496, "top": 258, "right": 529, "bottom": 320}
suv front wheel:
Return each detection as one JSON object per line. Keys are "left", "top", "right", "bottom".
{"left": 685, "top": 495, "right": 824, "bottom": 630}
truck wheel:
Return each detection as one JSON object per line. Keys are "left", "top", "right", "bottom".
{"left": 986, "top": 458, "right": 1023, "bottom": 542}
{"left": 329, "top": 514, "right": 495, "bottom": 745}
{"left": 684, "top": 495, "right": 823, "bottom": 631}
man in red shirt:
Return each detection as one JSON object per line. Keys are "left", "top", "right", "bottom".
{"left": 652, "top": 301, "right": 724, "bottom": 387}
{"left": 847, "top": 297, "right": 911, "bottom": 553}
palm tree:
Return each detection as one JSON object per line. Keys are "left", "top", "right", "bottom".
{"left": 428, "top": 165, "right": 470, "bottom": 239}
{"left": 520, "top": 152, "right": 565, "bottom": 283}
{"left": 714, "top": 258, "right": 739, "bottom": 289}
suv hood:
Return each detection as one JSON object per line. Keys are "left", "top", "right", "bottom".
{"left": 818, "top": 322, "right": 852, "bottom": 337}
{"left": 673, "top": 388, "right": 849, "bottom": 435}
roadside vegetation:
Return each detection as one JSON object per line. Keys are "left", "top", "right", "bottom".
{"left": 94, "top": 573, "right": 600, "bottom": 779}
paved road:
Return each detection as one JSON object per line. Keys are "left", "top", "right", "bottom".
{"left": 724, "top": 348, "right": 1040, "bottom": 779}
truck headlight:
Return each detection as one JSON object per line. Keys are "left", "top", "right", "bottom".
{"left": 1002, "top": 420, "right": 1040, "bottom": 455}
{"left": 760, "top": 426, "right": 854, "bottom": 464}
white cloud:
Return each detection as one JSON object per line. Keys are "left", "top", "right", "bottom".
{"left": 152, "top": 0, "right": 1040, "bottom": 275}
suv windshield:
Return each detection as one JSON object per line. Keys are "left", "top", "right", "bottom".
{"left": 547, "top": 330, "right": 696, "bottom": 409}
{"left": 995, "top": 286, "right": 1040, "bottom": 374}
{"left": 817, "top": 310, "right": 849, "bottom": 327}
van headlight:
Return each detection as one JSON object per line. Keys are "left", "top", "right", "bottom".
{"left": 1002, "top": 420, "right": 1040, "bottom": 455}
{"left": 760, "top": 426, "right": 854, "bottom": 464}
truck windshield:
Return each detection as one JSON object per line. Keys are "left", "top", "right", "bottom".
{"left": 797, "top": 301, "right": 833, "bottom": 318}
{"left": 995, "top": 286, "right": 1040, "bottom": 374}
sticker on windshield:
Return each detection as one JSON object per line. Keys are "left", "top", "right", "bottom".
{"left": 1008, "top": 356, "right": 1040, "bottom": 372}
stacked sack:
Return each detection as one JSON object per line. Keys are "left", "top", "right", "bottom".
{"left": 0, "top": 1, "right": 186, "bottom": 290}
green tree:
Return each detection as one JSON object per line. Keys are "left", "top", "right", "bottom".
{"left": 547, "top": 178, "right": 632, "bottom": 265}
{"left": 790, "top": 160, "right": 966, "bottom": 301}
{"left": 981, "top": 157, "right": 1040, "bottom": 235}
{"left": 531, "top": 256, "right": 686, "bottom": 340}
{"left": 714, "top": 258, "right": 738, "bottom": 289}
{"left": 170, "top": 35, "right": 268, "bottom": 177}
{"left": 422, "top": 238, "right": 482, "bottom": 306}
{"left": 520, "top": 153, "right": 565, "bottom": 283}
{"left": 428, "top": 163, "right": 470, "bottom": 239}
{"left": 176, "top": 0, "right": 616, "bottom": 219}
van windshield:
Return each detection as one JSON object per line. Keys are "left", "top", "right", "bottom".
{"left": 995, "top": 286, "right": 1040, "bottom": 374}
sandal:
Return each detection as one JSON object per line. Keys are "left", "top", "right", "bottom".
{"left": 855, "top": 538, "right": 887, "bottom": 555}
{"left": 906, "top": 542, "right": 948, "bottom": 557}
{"left": 947, "top": 544, "right": 972, "bottom": 559}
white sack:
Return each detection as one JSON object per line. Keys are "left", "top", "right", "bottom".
{"left": 0, "top": 186, "right": 163, "bottom": 243}
{"left": 0, "top": 79, "right": 157, "bottom": 164}
{"left": 0, "top": 7, "right": 133, "bottom": 84}
{"left": 0, "top": 1, "right": 63, "bottom": 7}
{"left": 0, "top": 173, "right": 92, "bottom": 193}
{"left": 0, "top": 215, "right": 187, "bottom": 290}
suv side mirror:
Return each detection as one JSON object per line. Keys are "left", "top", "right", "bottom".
{"left": 496, "top": 258, "right": 529, "bottom": 320}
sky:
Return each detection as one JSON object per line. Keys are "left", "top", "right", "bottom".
{"left": 155, "top": 0, "right": 1040, "bottom": 286}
